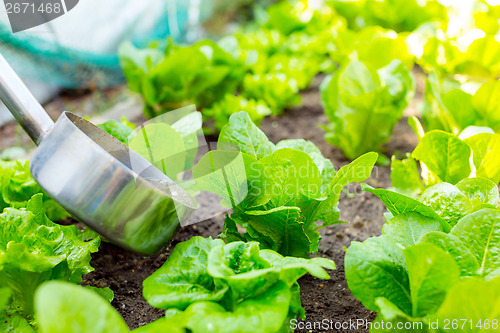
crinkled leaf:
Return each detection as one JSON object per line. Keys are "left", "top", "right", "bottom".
{"left": 142, "top": 237, "right": 228, "bottom": 310}
{"left": 382, "top": 212, "right": 443, "bottom": 248}
{"left": 456, "top": 177, "right": 499, "bottom": 208}
{"left": 219, "top": 112, "right": 275, "bottom": 160}
{"left": 418, "top": 183, "right": 472, "bottom": 227}
{"left": 0, "top": 194, "right": 99, "bottom": 316}
{"left": 207, "top": 242, "right": 334, "bottom": 300}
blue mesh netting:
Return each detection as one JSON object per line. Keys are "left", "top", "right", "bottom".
{"left": 0, "top": 0, "right": 197, "bottom": 88}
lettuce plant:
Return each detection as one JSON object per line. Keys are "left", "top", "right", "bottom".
{"left": 328, "top": 0, "right": 447, "bottom": 32}
{"left": 346, "top": 180, "right": 500, "bottom": 330}
{"left": 0, "top": 194, "right": 100, "bottom": 326}
{"left": 0, "top": 161, "right": 68, "bottom": 221}
{"left": 119, "top": 40, "right": 245, "bottom": 118}
{"left": 203, "top": 94, "right": 271, "bottom": 133}
{"left": 391, "top": 118, "right": 500, "bottom": 196}
{"left": 420, "top": 34, "right": 500, "bottom": 79}
{"left": 191, "top": 112, "right": 377, "bottom": 258}
{"left": 142, "top": 236, "right": 335, "bottom": 333}
{"left": 242, "top": 73, "right": 301, "bottom": 114}
{"left": 97, "top": 118, "right": 136, "bottom": 144}
{"left": 328, "top": 27, "right": 414, "bottom": 70}
{"left": 321, "top": 58, "right": 414, "bottom": 161}
{"left": 421, "top": 74, "right": 500, "bottom": 135}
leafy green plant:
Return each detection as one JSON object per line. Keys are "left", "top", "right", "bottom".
{"left": 419, "top": 33, "right": 500, "bottom": 79}
{"left": 242, "top": 73, "right": 301, "bottom": 114}
{"left": 421, "top": 74, "right": 500, "bottom": 134}
{"left": 346, "top": 180, "right": 500, "bottom": 330}
{"left": 119, "top": 39, "right": 245, "bottom": 119}
{"left": 191, "top": 112, "right": 377, "bottom": 258}
{"left": 0, "top": 161, "right": 68, "bottom": 221}
{"left": 142, "top": 236, "right": 335, "bottom": 332}
{"left": 203, "top": 94, "right": 271, "bottom": 133}
{"left": 321, "top": 58, "right": 415, "bottom": 162}
{"left": 97, "top": 118, "right": 136, "bottom": 144}
{"left": 327, "top": 0, "right": 447, "bottom": 32}
{"left": 328, "top": 27, "right": 414, "bottom": 69}
{"left": 35, "top": 282, "right": 130, "bottom": 333}
{"left": 391, "top": 118, "right": 500, "bottom": 196}
{"left": 0, "top": 194, "right": 100, "bottom": 327}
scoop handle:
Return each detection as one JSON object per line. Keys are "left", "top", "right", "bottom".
{"left": 0, "top": 54, "right": 54, "bottom": 145}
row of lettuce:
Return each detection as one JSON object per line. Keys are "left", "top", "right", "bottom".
{"left": 345, "top": 117, "right": 500, "bottom": 332}
{"left": 120, "top": 0, "right": 500, "bottom": 164}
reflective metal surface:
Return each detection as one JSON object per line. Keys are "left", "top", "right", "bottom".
{"left": 0, "top": 54, "right": 196, "bottom": 255}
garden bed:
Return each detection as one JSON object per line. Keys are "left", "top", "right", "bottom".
{"left": 73, "top": 75, "right": 421, "bottom": 332}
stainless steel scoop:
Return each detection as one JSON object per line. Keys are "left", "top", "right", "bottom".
{"left": 0, "top": 54, "right": 197, "bottom": 256}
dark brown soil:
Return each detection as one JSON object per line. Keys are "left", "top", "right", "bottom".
{"left": 80, "top": 77, "right": 420, "bottom": 332}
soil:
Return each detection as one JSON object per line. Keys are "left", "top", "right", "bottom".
{"left": 1, "top": 73, "right": 423, "bottom": 332}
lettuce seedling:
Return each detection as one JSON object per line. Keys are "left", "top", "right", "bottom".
{"left": 35, "top": 281, "right": 128, "bottom": 333}
{"left": 391, "top": 119, "right": 500, "bottom": 196}
{"left": 203, "top": 94, "right": 271, "bottom": 133}
{"left": 0, "top": 161, "right": 69, "bottom": 221}
{"left": 0, "top": 194, "right": 100, "bottom": 320}
{"left": 191, "top": 112, "right": 377, "bottom": 257}
{"left": 321, "top": 58, "right": 414, "bottom": 162}
{"left": 329, "top": 0, "right": 447, "bottom": 32}
{"left": 119, "top": 40, "right": 245, "bottom": 119}
{"left": 97, "top": 118, "right": 136, "bottom": 144}
{"left": 420, "top": 34, "right": 500, "bottom": 79}
{"left": 421, "top": 74, "right": 500, "bottom": 135}
{"left": 346, "top": 180, "right": 500, "bottom": 329}
{"left": 142, "top": 236, "right": 335, "bottom": 332}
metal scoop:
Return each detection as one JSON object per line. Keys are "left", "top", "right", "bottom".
{"left": 0, "top": 54, "right": 197, "bottom": 256}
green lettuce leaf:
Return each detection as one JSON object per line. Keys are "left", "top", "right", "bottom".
{"left": 142, "top": 237, "right": 228, "bottom": 310}
{"left": 0, "top": 161, "right": 69, "bottom": 221}
{"left": 35, "top": 281, "right": 128, "bottom": 333}
{"left": 321, "top": 58, "right": 414, "bottom": 160}
{"left": 0, "top": 194, "right": 100, "bottom": 318}
{"left": 219, "top": 112, "right": 276, "bottom": 160}
{"left": 412, "top": 130, "right": 472, "bottom": 185}
{"left": 97, "top": 119, "right": 135, "bottom": 144}
{"left": 429, "top": 277, "right": 500, "bottom": 332}
{"left": 203, "top": 94, "right": 271, "bottom": 133}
